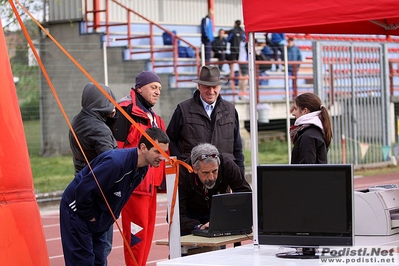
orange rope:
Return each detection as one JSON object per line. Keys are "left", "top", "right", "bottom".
{"left": 13, "top": 2, "right": 168, "bottom": 161}
{"left": 169, "top": 160, "right": 191, "bottom": 226}
{"left": 164, "top": 159, "right": 193, "bottom": 246}
{"left": 10, "top": 0, "right": 193, "bottom": 261}
{"left": 9, "top": 1, "right": 143, "bottom": 264}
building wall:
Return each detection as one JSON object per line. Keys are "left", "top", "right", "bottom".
{"left": 44, "top": 0, "right": 246, "bottom": 156}
{"left": 48, "top": 0, "right": 84, "bottom": 22}
{"left": 48, "top": 0, "right": 244, "bottom": 28}
{"left": 40, "top": 22, "right": 194, "bottom": 155}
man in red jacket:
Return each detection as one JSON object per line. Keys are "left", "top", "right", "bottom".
{"left": 113, "top": 71, "right": 166, "bottom": 266}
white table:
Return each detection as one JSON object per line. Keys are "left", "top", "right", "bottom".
{"left": 156, "top": 235, "right": 399, "bottom": 266}
{"left": 156, "top": 233, "right": 253, "bottom": 248}
{"left": 156, "top": 233, "right": 253, "bottom": 255}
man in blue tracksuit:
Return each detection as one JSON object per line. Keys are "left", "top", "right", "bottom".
{"left": 60, "top": 127, "right": 169, "bottom": 266}
{"left": 270, "top": 33, "right": 285, "bottom": 71}
{"left": 287, "top": 37, "right": 303, "bottom": 75}
{"left": 201, "top": 9, "right": 215, "bottom": 62}
{"left": 69, "top": 82, "right": 118, "bottom": 265}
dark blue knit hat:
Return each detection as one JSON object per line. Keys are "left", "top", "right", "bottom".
{"left": 135, "top": 71, "right": 161, "bottom": 89}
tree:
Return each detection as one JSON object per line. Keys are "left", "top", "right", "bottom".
{"left": 0, "top": 0, "right": 46, "bottom": 30}
{"left": 1, "top": 1, "right": 45, "bottom": 121}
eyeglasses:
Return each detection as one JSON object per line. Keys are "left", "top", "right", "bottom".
{"left": 193, "top": 154, "right": 218, "bottom": 164}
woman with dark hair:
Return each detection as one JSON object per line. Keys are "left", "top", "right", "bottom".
{"left": 290, "top": 92, "right": 332, "bottom": 164}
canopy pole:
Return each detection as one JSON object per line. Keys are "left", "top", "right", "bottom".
{"left": 103, "top": 40, "right": 108, "bottom": 86}
{"left": 248, "top": 33, "right": 259, "bottom": 247}
{"left": 284, "top": 45, "right": 292, "bottom": 163}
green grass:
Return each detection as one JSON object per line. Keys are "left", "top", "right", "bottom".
{"left": 244, "top": 139, "right": 289, "bottom": 166}
{"left": 30, "top": 156, "right": 74, "bottom": 193}
{"left": 23, "top": 120, "right": 42, "bottom": 155}
{"left": 24, "top": 120, "right": 399, "bottom": 193}
{"left": 243, "top": 139, "right": 399, "bottom": 176}
{"left": 352, "top": 164, "right": 399, "bottom": 177}
{"left": 23, "top": 120, "right": 74, "bottom": 194}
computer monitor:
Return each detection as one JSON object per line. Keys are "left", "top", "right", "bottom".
{"left": 257, "top": 164, "right": 353, "bottom": 259}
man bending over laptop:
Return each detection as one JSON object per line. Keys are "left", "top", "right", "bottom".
{"left": 178, "top": 143, "right": 252, "bottom": 236}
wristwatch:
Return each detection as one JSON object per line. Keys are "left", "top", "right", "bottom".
{"left": 194, "top": 224, "right": 202, "bottom": 230}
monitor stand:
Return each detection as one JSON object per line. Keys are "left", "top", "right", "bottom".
{"left": 276, "top": 247, "right": 319, "bottom": 259}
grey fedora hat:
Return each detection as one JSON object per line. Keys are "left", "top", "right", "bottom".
{"left": 192, "top": 66, "right": 228, "bottom": 86}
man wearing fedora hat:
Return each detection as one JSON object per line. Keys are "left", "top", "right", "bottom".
{"left": 166, "top": 65, "right": 245, "bottom": 174}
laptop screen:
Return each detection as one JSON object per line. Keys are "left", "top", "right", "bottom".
{"left": 194, "top": 192, "right": 253, "bottom": 236}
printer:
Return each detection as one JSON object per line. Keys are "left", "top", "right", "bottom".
{"left": 355, "top": 184, "right": 399, "bottom": 236}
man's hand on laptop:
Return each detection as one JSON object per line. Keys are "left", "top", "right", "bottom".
{"left": 202, "top": 222, "right": 209, "bottom": 229}
{"left": 195, "top": 222, "right": 210, "bottom": 230}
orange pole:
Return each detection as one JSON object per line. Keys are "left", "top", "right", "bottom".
{"left": 208, "top": 0, "right": 215, "bottom": 31}
{"left": 293, "top": 65, "right": 298, "bottom": 98}
{"left": 93, "top": 0, "right": 101, "bottom": 31}
{"left": 0, "top": 20, "right": 50, "bottom": 265}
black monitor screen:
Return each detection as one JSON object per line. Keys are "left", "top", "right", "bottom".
{"left": 257, "top": 164, "right": 353, "bottom": 250}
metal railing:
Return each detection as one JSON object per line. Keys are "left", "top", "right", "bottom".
{"left": 210, "top": 60, "right": 314, "bottom": 103}
{"left": 83, "top": 2, "right": 399, "bottom": 97}
{"left": 84, "top": 0, "right": 201, "bottom": 86}
{"left": 389, "top": 59, "right": 399, "bottom": 95}
{"left": 286, "top": 33, "right": 399, "bottom": 43}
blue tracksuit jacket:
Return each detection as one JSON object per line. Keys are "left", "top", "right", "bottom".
{"left": 61, "top": 148, "right": 148, "bottom": 233}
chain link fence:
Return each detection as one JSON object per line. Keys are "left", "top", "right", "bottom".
{"left": 6, "top": 37, "right": 399, "bottom": 167}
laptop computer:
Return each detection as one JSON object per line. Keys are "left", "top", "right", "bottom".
{"left": 192, "top": 192, "right": 253, "bottom": 237}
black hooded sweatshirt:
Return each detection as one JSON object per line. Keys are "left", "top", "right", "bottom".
{"left": 69, "top": 83, "right": 117, "bottom": 174}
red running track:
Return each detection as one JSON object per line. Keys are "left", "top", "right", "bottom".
{"left": 41, "top": 172, "right": 399, "bottom": 265}
{"left": 42, "top": 195, "right": 172, "bottom": 266}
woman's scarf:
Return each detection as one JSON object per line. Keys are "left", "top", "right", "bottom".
{"left": 289, "top": 111, "right": 323, "bottom": 144}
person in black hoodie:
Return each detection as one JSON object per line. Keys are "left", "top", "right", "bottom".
{"left": 69, "top": 82, "right": 117, "bottom": 174}
{"left": 212, "top": 29, "right": 227, "bottom": 70}
{"left": 290, "top": 93, "right": 332, "bottom": 164}
{"left": 226, "top": 20, "right": 245, "bottom": 61}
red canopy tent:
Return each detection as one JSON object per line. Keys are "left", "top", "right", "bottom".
{"left": 241, "top": 0, "right": 399, "bottom": 246}
{"left": 242, "top": 0, "right": 399, "bottom": 35}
